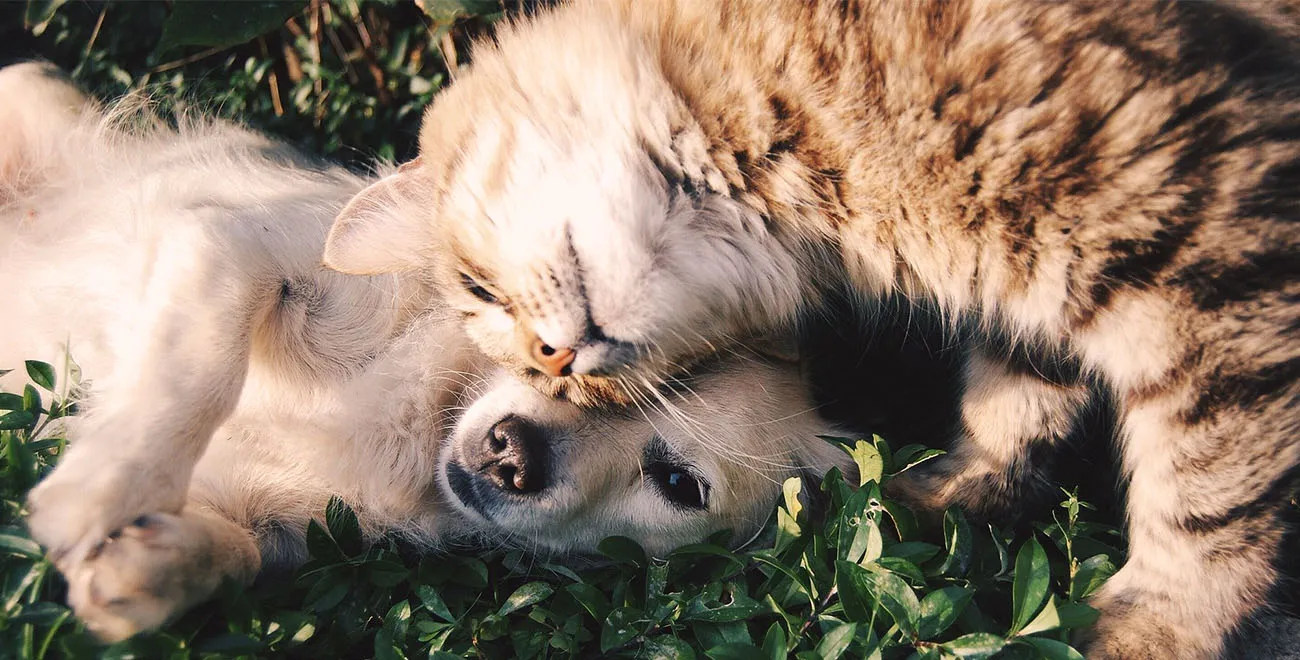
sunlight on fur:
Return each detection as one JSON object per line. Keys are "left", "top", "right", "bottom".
{"left": 0, "top": 62, "right": 854, "bottom": 643}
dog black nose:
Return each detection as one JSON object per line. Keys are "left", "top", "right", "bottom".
{"left": 480, "top": 416, "right": 549, "bottom": 494}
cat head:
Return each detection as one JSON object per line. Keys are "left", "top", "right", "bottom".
{"left": 323, "top": 8, "right": 811, "bottom": 406}
{"left": 440, "top": 354, "right": 856, "bottom": 556}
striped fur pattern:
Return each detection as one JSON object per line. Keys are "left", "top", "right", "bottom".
{"left": 323, "top": 1, "right": 1300, "bottom": 656}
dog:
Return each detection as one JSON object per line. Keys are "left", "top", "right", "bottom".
{"left": 0, "top": 63, "right": 855, "bottom": 642}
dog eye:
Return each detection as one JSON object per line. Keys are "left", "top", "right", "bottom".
{"left": 646, "top": 460, "right": 710, "bottom": 510}
{"left": 460, "top": 273, "right": 499, "bottom": 305}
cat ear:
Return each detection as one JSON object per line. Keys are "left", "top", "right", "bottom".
{"left": 323, "top": 157, "right": 434, "bottom": 275}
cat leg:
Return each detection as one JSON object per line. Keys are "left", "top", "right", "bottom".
{"left": 59, "top": 504, "right": 260, "bottom": 642}
{"left": 887, "top": 346, "right": 1091, "bottom": 521}
{"left": 26, "top": 221, "right": 276, "bottom": 567}
{"left": 1081, "top": 378, "right": 1298, "bottom": 659}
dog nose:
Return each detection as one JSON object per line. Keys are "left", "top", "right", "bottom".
{"left": 528, "top": 337, "right": 575, "bottom": 377}
{"left": 480, "top": 416, "right": 549, "bottom": 494}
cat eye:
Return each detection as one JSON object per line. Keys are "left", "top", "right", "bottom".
{"left": 643, "top": 435, "right": 710, "bottom": 510}
{"left": 460, "top": 272, "right": 500, "bottom": 305}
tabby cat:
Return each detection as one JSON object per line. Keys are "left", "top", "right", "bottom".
{"left": 323, "top": 1, "right": 1300, "bottom": 656}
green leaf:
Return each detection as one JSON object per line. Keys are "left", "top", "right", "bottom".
{"left": 782, "top": 476, "right": 804, "bottom": 521}
{"left": 889, "top": 446, "right": 945, "bottom": 475}
{"left": 566, "top": 582, "right": 611, "bottom": 620}
{"left": 814, "top": 619, "right": 856, "bottom": 659}
{"left": 705, "top": 643, "right": 762, "bottom": 660}
{"left": 419, "top": 0, "right": 501, "bottom": 26}
{"left": 1069, "top": 554, "right": 1117, "bottom": 600}
{"left": 157, "top": 1, "right": 309, "bottom": 54}
{"left": 887, "top": 542, "right": 941, "bottom": 566}
{"left": 685, "top": 591, "right": 763, "bottom": 623}
{"left": 1055, "top": 601, "right": 1100, "bottom": 631}
{"left": 837, "top": 485, "right": 881, "bottom": 564}
{"left": 362, "top": 559, "right": 409, "bottom": 587}
{"left": 1018, "top": 637, "right": 1085, "bottom": 660}
{"left": 878, "top": 556, "right": 926, "bottom": 584}
{"left": 1016, "top": 595, "right": 1061, "bottom": 637}
{"left": 0, "top": 393, "right": 23, "bottom": 410}
{"left": 881, "top": 499, "right": 920, "bottom": 541}
{"left": 0, "top": 410, "right": 35, "bottom": 430}
{"left": 938, "top": 507, "right": 973, "bottom": 577}
{"left": 941, "top": 632, "right": 1007, "bottom": 658}
{"left": 848, "top": 439, "right": 884, "bottom": 486}
{"left": 761, "top": 622, "right": 787, "bottom": 660}
{"left": 836, "top": 561, "right": 919, "bottom": 636}
{"left": 598, "top": 536, "right": 647, "bottom": 566}
{"left": 384, "top": 599, "right": 411, "bottom": 640}
{"left": 23, "top": 0, "right": 70, "bottom": 34}
{"left": 600, "top": 607, "right": 642, "bottom": 652}
{"left": 916, "top": 587, "right": 973, "bottom": 640}
{"left": 0, "top": 528, "right": 43, "bottom": 558}
{"left": 670, "top": 543, "right": 747, "bottom": 572}
{"left": 415, "top": 585, "right": 456, "bottom": 623}
{"left": 498, "top": 581, "right": 554, "bottom": 617}
{"left": 304, "top": 520, "right": 343, "bottom": 562}
{"left": 325, "top": 496, "right": 363, "bottom": 556}
{"left": 23, "top": 384, "right": 42, "bottom": 415}
{"left": 1010, "top": 537, "right": 1050, "bottom": 634}
{"left": 643, "top": 635, "right": 696, "bottom": 660}
{"left": 302, "top": 574, "right": 349, "bottom": 612}
{"left": 24, "top": 361, "right": 55, "bottom": 391}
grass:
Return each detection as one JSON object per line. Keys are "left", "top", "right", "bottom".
{"left": 2, "top": 2, "right": 1124, "bottom": 657}
{"left": 0, "top": 359, "right": 1120, "bottom": 659}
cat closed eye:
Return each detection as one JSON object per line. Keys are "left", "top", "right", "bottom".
{"left": 460, "top": 272, "right": 500, "bottom": 305}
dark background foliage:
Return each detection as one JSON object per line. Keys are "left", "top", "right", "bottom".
{"left": 1, "top": 2, "right": 1295, "bottom": 658}
{"left": 1, "top": 0, "right": 538, "bottom": 166}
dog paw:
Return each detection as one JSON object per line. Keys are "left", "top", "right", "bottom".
{"left": 26, "top": 452, "right": 188, "bottom": 568}
{"left": 61, "top": 513, "right": 239, "bottom": 642}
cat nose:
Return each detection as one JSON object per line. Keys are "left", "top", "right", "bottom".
{"left": 479, "top": 416, "right": 550, "bottom": 494}
{"left": 528, "top": 337, "right": 575, "bottom": 377}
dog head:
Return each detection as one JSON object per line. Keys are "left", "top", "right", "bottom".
{"left": 440, "top": 354, "right": 856, "bottom": 557}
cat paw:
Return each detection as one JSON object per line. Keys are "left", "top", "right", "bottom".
{"left": 1075, "top": 609, "right": 1210, "bottom": 660}
{"left": 884, "top": 459, "right": 1018, "bottom": 522}
{"left": 1076, "top": 584, "right": 1222, "bottom": 660}
{"left": 62, "top": 513, "right": 233, "bottom": 642}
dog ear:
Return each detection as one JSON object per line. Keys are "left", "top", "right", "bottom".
{"left": 323, "top": 157, "right": 434, "bottom": 275}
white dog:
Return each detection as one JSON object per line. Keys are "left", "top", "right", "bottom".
{"left": 0, "top": 63, "right": 854, "bottom": 642}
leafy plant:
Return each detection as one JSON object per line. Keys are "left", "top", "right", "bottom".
{"left": 9, "top": 0, "right": 518, "bottom": 166}
{"left": 0, "top": 360, "right": 1120, "bottom": 658}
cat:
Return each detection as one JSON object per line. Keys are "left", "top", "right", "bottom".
{"left": 1, "top": 62, "right": 854, "bottom": 641}
{"left": 321, "top": 1, "right": 1300, "bottom": 657}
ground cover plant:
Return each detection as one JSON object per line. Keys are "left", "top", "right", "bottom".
{"left": 0, "top": 359, "right": 1120, "bottom": 659}
{"left": 2, "top": 1, "right": 1125, "bottom": 657}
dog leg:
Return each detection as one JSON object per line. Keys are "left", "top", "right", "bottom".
{"left": 26, "top": 221, "right": 276, "bottom": 567}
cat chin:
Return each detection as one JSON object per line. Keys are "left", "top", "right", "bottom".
{"left": 514, "top": 369, "right": 636, "bottom": 408}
